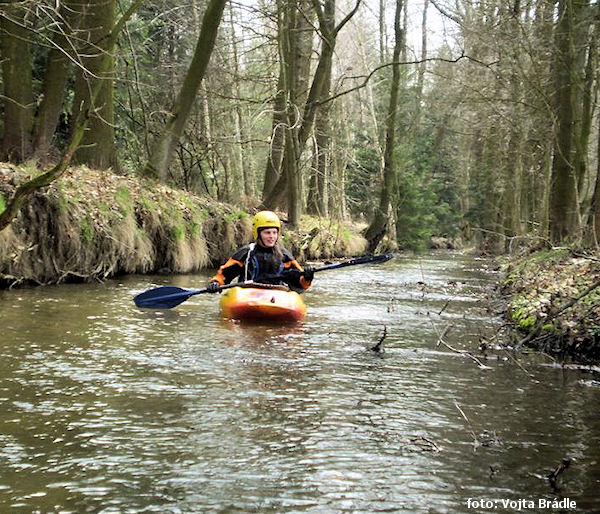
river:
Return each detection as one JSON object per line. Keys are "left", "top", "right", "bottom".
{"left": 1, "top": 252, "right": 599, "bottom": 513}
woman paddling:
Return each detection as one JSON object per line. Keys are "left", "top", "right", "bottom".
{"left": 207, "top": 211, "right": 314, "bottom": 293}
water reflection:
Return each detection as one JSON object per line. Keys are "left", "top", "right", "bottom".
{"left": 0, "top": 253, "right": 599, "bottom": 512}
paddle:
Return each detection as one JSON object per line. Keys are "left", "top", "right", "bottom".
{"left": 134, "top": 253, "right": 394, "bottom": 309}
{"left": 134, "top": 282, "right": 243, "bottom": 309}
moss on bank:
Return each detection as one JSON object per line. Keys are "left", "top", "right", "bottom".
{"left": 500, "top": 248, "right": 600, "bottom": 362}
{"left": 0, "top": 163, "right": 368, "bottom": 286}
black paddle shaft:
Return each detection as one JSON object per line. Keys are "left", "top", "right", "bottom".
{"left": 258, "top": 253, "right": 394, "bottom": 282}
{"left": 312, "top": 253, "right": 394, "bottom": 272}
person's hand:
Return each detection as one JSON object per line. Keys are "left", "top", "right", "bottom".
{"left": 283, "top": 269, "right": 302, "bottom": 282}
{"left": 302, "top": 266, "right": 314, "bottom": 282}
{"left": 207, "top": 281, "right": 221, "bottom": 293}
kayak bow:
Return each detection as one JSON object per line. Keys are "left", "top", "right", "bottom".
{"left": 220, "top": 284, "right": 306, "bottom": 322}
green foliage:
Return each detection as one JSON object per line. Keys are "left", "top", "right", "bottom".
{"left": 115, "top": 186, "right": 133, "bottom": 215}
{"left": 395, "top": 129, "right": 462, "bottom": 250}
{"left": 509, "top": 300, "right": 537, "bottom": 331}
{"left": 345, "top": 134, "right": 380, "bottom": 220}
{"left": 395, "top": 169, "right": 438, "bottom": 250}
{"left": 80, "top": 217, "right": 94, "bottom": 244}
{"left": 0, "top": 194, "right": 5, "bottom": 216}
{"left": 173, "top": 224, "right": 186, "bottom": 241}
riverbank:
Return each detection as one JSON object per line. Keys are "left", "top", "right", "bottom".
{"left": 0, "top": 164, "right": 368, "bottom": 287}
{"left": 500, "top": 248, "right": 600, "bottom": 363}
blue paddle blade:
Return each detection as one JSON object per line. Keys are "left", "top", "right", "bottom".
{"left": 134, "top": 285, "right": 202, "bottom": 309}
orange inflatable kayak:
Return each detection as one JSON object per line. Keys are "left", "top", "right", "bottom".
{"left": 219, "top": 284, "right": 306, "bottom": 322}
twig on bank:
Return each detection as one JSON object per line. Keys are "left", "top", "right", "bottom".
{"left": 551, "top": 279, "right": 600, "bottom": 320}
{"left": 515, "top": 278, "right": 600, "bottom": 351}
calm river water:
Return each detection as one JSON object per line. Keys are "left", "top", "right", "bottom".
{"left": 1, "top": 252, "right": 599, "bottom": 513}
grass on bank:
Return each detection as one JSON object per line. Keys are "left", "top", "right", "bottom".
{"left": 501, "top": 247, "right": 600, "bottom": 361}
{"left": 0, "top": 163, "right": 369, "bottom": 286}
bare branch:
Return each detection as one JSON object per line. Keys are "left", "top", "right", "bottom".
{"left": 320, "top": 53, "right": 498, "bottom": 105}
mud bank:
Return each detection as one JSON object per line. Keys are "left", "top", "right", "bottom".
{"left": 500, "top": 248, "right": 600, "bottom": 362}
{"left": 0, "top": 164, "right": 368, "bottom": 287}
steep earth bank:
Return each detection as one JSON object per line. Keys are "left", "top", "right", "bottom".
{"left": 500, "top": 248, "right": 600, "bottom": 363}
{"left": 0, "top": 164, "right": 368, "bottom": 287}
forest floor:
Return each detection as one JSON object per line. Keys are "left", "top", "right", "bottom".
{"left": 498, "top": 248, "right": 600, "bottom": 363}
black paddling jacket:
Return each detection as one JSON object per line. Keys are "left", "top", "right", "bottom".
{"left": 210, "top": 243, "right": 312, "bottom": 292}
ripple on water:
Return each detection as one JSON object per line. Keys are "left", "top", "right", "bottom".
{"left": 1, "top": 255, "right": 599, "bottom": 512}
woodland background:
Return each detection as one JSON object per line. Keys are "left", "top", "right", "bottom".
{"left": 0, "top": 0, "right": 599, "bottom": 253}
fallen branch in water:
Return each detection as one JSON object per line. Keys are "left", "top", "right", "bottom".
{"left": 407, "top": 435, "right": 441, "bottom": 452}
{"left": 547, "top": 458, "right": 571, "bottom": 488}
{"left": 454, "top": 401, "right": 479, "bottom": 448}
{"left": 530, "top": 458, "right": 571, "bottom": 490}
{"left": 371, "top": 325, "right": 387, "bottom": 353}
{"left": 502, "top": 349, "right": 534, "bottom": 377}
{"left": 429, "top": 318, "right": 491, "bottom": 369}
{"left": 441, "top": 338, "right": 491, "bottom": 369}
{"left": 438, "top": 298, "right": 451, "bottom": 315}
{"left": 454, "top": 401, "right": 502, "bottom": 451}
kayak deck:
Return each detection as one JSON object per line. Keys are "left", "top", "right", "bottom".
{"left": 219, "top": 284, "right": 306, "bottom": 322}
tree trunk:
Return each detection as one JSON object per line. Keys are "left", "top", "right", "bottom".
{"left": 70, "top": 0, "right": 118, "bottom": 170}
{"left": 307, "top": 0, "right": 336, "bottom": 217}
{"left": 261, "top": 0, "right": 314, "bottom": 215}
{"left": 229, "top": 4, "right": 253, "bottom": 198}
{"left": 144, "top": 0, "right": 227, "bottom": 180}
{"left": 414, "top": 0, "right": 429, "bottom": 133}
{"left": 307, "top": 103, "right": 331, "bottom": 216}
{"left": 577, "top": 9, "right": 598, "bottom": 215}
{"left": 586, "top": 110, "right": 600, "bottom": 246}
{"left": 262, "top": 73, "right": 287, "bottom": 203}
{"left": 32, "top": 1, "right": 78, "bottom": 161}
{"left": 0, "top": 1, "right": 34, "bottom": 162}
{"left": 262, "top": 0, "right": 360, "bottom": 224}
{"left": 503, "top": 9, "right": 525, "bottom": 249}
{"left": 364, "top": 0, "right": 404, "bottom": 252}
{"left": 548, "top": 0, "right": 590, "bottom": 243}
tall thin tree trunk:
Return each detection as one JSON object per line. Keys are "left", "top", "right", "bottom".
{"left": 0, "top": 1, "right": 34, "bottom": 162}
{"left": 144, "top": 0, "right": 227, "bottom": 180}
{"left": 364, "top": 0, "right": 404, "bottom": 252}
{"left": 70, "top": 0, "right": 118, "bottom": 169}
{"left": 229, "top": 4, "right": 252, "bottom": 198}
{"left": 32, "top": 1, "right": 78, "bottom": 161}
{"left": 262, "top": 73, "right": 287, "bottom": 203}
{"left": 548, "top": 0, "right": 590, "bottom": 243}
{"left": 586, "top": 111, "right": 600, "bottom": 246}
{"left": 414, "top": 0, "right": 429, "bottom": 133}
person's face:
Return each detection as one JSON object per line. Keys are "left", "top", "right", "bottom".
{"left": 259, "top": 228, "right": 279, "bottom": 247}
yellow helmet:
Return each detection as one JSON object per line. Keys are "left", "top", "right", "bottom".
{"left": 252, "top": 210, "right": 281, "bottom": 240}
